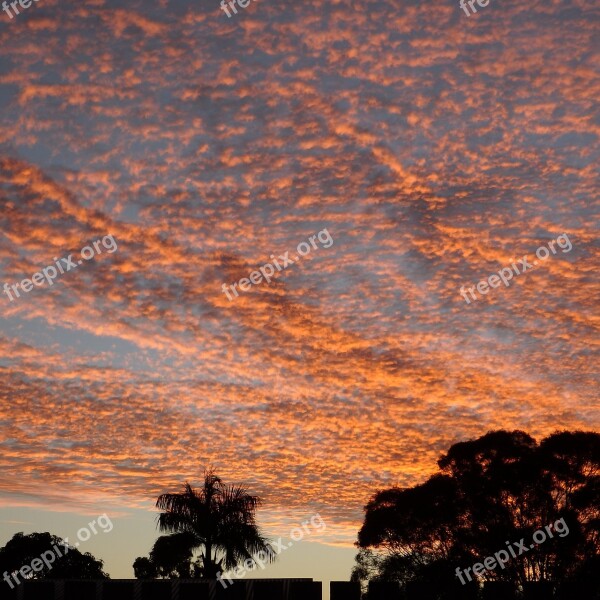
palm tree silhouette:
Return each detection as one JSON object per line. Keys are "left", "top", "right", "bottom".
{"left": 155, "top": 468, "right": 273, "bottom": 579}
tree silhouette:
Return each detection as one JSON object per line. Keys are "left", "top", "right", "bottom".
{"left": 353, "top": 430, "right": 600, "bottom": 594}
{"left": 133, "top": 533, "right": 196, "bottom": 578}
{"left": 134, "top": 468, "right": 273, "bottom": 579}
{"left": 0, "top": 532, "right": 108, "bottom": 586}
{"left": 132, "top": 556, "right": 157, "bottom": 579}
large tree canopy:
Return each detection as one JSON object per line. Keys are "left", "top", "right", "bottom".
{"left": 353, "top": 430, "right": 600, "bottom": 593}
{"left": 0, "top": 532, "right": 108, "bottom": 583}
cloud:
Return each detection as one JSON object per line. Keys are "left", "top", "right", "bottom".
{"left": 0, "top": 0, "right": 597, "bottom": 545}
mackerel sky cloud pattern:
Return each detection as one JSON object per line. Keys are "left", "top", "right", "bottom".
{"left": 0, "top": 0, "right": 598, "bottom": 576}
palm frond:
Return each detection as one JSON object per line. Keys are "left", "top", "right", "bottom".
{"left": 153, "top": 469, "right": 274, "bottom": 578}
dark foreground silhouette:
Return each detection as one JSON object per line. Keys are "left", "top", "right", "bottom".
{"left": 3, "top": 577, "right": 599, "bottom": 599}
{"left": 353, "top": 429, "right": 600, "bottom": 598}
{"left": 134, "top": 468, "right": 273, "bottom": 579}
{"left": 2, "top": 431, "right": 597, "bottom": 599}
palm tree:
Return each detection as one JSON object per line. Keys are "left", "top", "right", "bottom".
{"left": 155, "top": 468, "right": 273, "bottom": 578}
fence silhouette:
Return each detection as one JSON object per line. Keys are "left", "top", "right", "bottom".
{"left": 3, "top": 579, "right": 598, "bottom": 599}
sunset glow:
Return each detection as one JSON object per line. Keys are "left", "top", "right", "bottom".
{"left": 0, "top": 0, "right": 598, "bottom": 586}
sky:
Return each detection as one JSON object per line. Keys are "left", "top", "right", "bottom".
{"left": 0, "top": 0, "right": 598, "bottom": 593}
